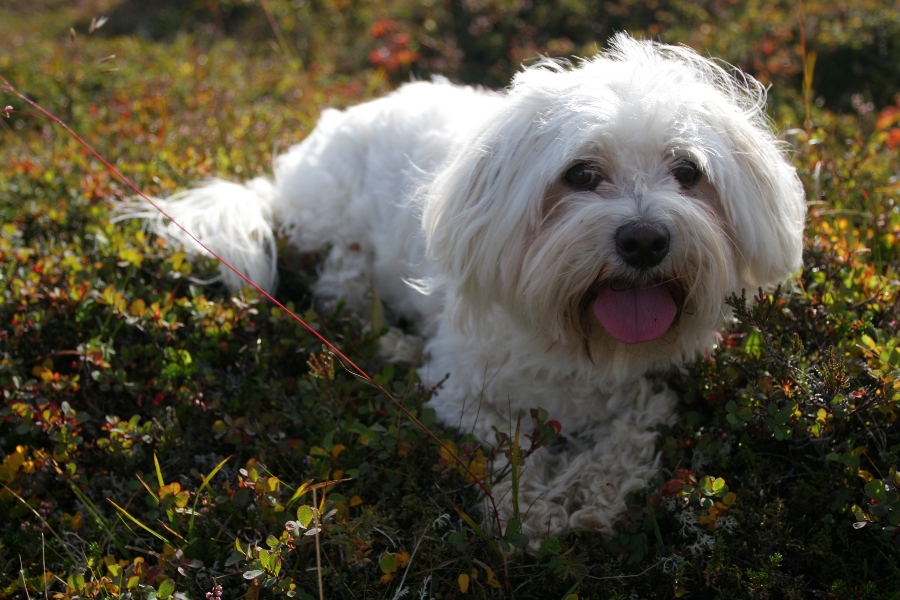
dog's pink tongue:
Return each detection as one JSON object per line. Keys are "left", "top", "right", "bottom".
{"left": 593, "top": 284, "right": 677, "bottom": 344}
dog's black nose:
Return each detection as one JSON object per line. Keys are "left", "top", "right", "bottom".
{"left": 615, "top": 222, "right": 670, "bottom": 269}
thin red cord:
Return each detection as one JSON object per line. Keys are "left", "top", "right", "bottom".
{"left": 1, "top": 75, "right": 500, "bottom": 527}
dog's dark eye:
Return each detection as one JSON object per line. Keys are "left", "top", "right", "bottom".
{"left": 672, "top": 161, "right": 700, "bottom": 187}
{"left": 564, "top": 163, "right": 603, "bottom": 190}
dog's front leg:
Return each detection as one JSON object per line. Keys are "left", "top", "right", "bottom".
{"left": 491, "top": 378, "right": 677, "bottom": 542}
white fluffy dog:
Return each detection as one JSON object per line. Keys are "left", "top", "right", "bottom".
{"left": 126, "top": 34, "right": 805, "bottom": 540}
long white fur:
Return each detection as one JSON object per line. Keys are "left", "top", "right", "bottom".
{"left": 120, "top": 34, "right": 806, "bottom": 540}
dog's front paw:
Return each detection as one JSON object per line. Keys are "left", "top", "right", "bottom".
{"left": 377, "top": 327, "right": 424, "bottom": 364}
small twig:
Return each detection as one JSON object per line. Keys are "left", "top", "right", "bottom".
{"left": 796, "top": 0, "right": 812, "bottom": 134}
{"left": 583, "top": 558, "right": 667, "bottom": 581}
{"left": 42, "top": 533, "right": 49, "bottom": 600}
{"left": 65, "top": 28, "right": 78, "bottom": 113}
{"left": 258, "top": 0, "right": 300, "bottom": 70}
{"left": 313, "top": 487, "right": 324, "bottom": 600}
{"left": 19, "top": 556, "right": 32, "bottom": 600}
{"left": 392, "top": 513, "right": 452, "bottom": 598}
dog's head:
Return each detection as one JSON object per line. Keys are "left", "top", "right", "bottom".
{"left": 423, "top": 34, "right": 805, "bottom": 373}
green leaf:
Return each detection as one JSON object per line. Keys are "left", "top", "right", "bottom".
{"left": 881, "top": 347, "right": 900, "bottom": 368}
{"left": 297, "top": 504, "right": 315, "bottom": 528}
{"left": 539, "top": 536, "right": 562, "bottom": 556}
{"left": 711, "top": 477, "right": 727, "bottom": 494}
{"left": 865, "top": 480, "right": 887, "bottom": 502}
{"left": 505, "top": 518, "right": 529, "bottom": 548}
{"left": 157, "top": 578, "right": 176, "bottom": 600}
{"left": 843, "top": 454, "right": 860, "bottom": 469}
{"left": 67, "top": 573, "right": 85, "bottom": 592}
{"left": 259, "top": 549, "right": 274, "bottom": 570}
{"left": 742, "top": 329, "right": 765, "bottom": 358}
{"left": 379, "top": 553, "right": 397, "bottom": 574}
{"left": 419, "top": 407, "right": 436, "bottom": 428}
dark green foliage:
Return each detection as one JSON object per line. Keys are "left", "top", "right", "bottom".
{"left": 2, "top": 1, "right": 900, "bottom": 598}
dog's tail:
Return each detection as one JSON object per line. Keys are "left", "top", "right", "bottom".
{"left": 114, "top": 177, "right": 279, "bottom": 293}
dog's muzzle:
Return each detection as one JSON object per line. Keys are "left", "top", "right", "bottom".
{"left": 590, "top": 222, "right": 678, "bottom": 344}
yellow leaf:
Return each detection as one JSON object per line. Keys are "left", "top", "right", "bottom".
{"left": 118, "top": 246, "right": 143, "bottom": 267}
{"left": 465, "top": 456, "right": 489, "bottom": 482}
{"left": 171, "top": 252, "right": 185, "bottom": 272}
{"left": 349, "top": 495, "right": 363, "bottom": 507}
{"left": 161, "top": 543, "right": 176, "bottom": 559}
{"left": 331, "top": 444, "right": 346, "bottom": 458}
{"left": 857, "top": 470, "right": 875, "bottom": 482}
{"left": 61, "top": 511, "right": 83, "bottom": 532}
{"left": 395, "top": 550, "right": 411, "bottom": 568}
{"left": 130, "top": 298, "right": 146, "bottom": 316}
{"left": 483, "top": 565, "right": 502, "bottom": 589}
{"left": 0, "top": 446, "right": 27, "bottom": 482}
{"left": 266, "top": 476, "right": 280, "bottom": 493}
{"left": 245, "top": 580, "right": 261, "bottom": 600}
{"left": 101, "top": 285, "right": 116, "bottom": 305}
{"left": 458, "top": 573, "right": 470, "bottom": 594}
{"left": 439, "top": 440, "right": 457, "bottom": 463}
{"left": 159, "top": 482, "right": 182, "bottom": 497}
{"left": 698, "top": 506, "right": 719, "bottom": 531}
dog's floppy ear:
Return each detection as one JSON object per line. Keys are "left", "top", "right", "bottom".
{"left": 421, "top": 90, "right": 559, "bottom": 317}
{"left": 701, "top": 84, "right": 806, "bottom": 292}
{"left": 421, "top": 126, "right": 522, "bottom": 313}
